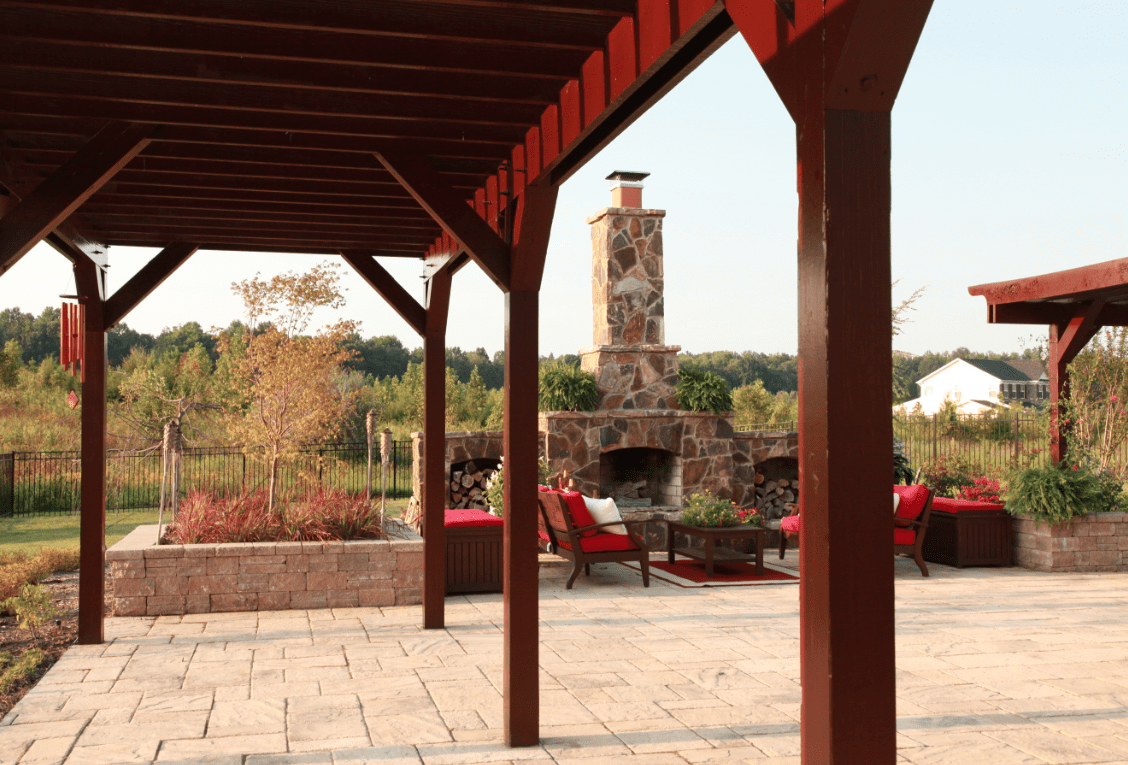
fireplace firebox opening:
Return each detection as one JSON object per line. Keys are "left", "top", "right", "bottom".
{"left": 599, "top": 448, "right": 681, "bottom": 507}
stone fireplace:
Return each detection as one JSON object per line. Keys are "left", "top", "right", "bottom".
{"left": 411, "top": 171, "right": 798, "bottom": 550}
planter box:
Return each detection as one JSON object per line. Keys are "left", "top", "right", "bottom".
{"left": 1012, "top": 512, "right": 1128, "bottom": 572}
{"left": 107, "top": 524, "right": 423, "bottom": 616}
{"left": 922, "top": 499, "right": 1013, "bottom": 568}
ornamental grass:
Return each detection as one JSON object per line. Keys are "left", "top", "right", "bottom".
{"left": 0, "top": 547, "right": 81, "bottom": 606}
{"left": 165, "top": 489, "right": 386, "bottom": 545}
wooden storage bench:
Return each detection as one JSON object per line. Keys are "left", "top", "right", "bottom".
{"left": 922, "top": 497, "right": 1013, "bottom": 568}
{"left": 443, "top": 508, "right": 504, "bottom": 594}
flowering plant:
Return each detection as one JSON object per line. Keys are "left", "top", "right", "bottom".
{"left": 680, "top": 491, "right": 762, "bottom": 527}
{"left": 957, "top": 476, "right": 1002, "bottom": 504}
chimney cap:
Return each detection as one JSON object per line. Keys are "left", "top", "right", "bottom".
{"left": 606, "top": 170, "right": 650, "bottom": 183}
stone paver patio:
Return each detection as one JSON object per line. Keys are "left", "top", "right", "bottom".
{"left": 3, "top": 553, "right": 1128, "bottom": 764}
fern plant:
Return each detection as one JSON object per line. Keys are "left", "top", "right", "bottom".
{"left": 1004, "top": 464, "right": 1108, "bottom": 526}
{"left": 675, "top": 363, "right": 733, "bottom": 413}
{"left": 538, "top": 362, "right": 599, "bottom": 412}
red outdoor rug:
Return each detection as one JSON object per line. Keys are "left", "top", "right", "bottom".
{"left": 619, "top": 558, "right": 799, "bottom": 588}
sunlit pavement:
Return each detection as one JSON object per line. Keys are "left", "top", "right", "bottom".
{"left": 2, "top": 553, "right": 1128, "bottom": 764}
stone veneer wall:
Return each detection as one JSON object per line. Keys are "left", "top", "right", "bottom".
{"left": 731, "top": 430, "right": 801, "bottom": 507}
{"left": 1012, "top": 512, "right": 1128, "bottom": 572}
{"left": 540, "top": 410, "right": 736, "bottom": 500}
{"left": 107, "top": 525, "right": 423, "bottom": 616}
{"left": 588, "top": 207, "right": 667, "bottom": 347}
{"left": 411, "top": 430, "right": 507, "bottom": 508}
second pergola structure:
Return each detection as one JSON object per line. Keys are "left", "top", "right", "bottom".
{"left": 970, "top": 257, "right": 1128, "bottom": 465}
{"left": 0, "top": 2, "right": 936, "bottom": 762}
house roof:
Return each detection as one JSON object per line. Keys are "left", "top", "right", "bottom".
{"left": 962, "top": 358, "right": 1045, "bottom": 382}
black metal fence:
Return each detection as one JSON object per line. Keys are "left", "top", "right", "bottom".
{"left": 894, "top": 412, "right": 1055, "bottom": 476}
{"left": 0, "top": 441, "right": 414, "bottom": 517}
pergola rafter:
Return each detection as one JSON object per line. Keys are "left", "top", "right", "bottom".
{"left": 0, "top": 1, "right": 940, "bottom": 760}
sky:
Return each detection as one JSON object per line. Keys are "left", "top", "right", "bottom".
{"left": 2, "top": 2, "right": 1125, "bottom": 361}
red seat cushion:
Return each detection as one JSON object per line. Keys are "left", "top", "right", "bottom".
{"left": 560, "top": 490, "right": 599, "bottom": 536}
{"left": 780, "top": 515, "right": 801, "bottom": 533}
{"left": 549, "top": 532, "right": 640, "bottom": 553}
{"left": 932, "top": 497, "right": 1006, "bottom": 513}
{"left": 894, "top": 528, "right": 916, "bottom": 545}
{"left": 444, "top": 508, "right": 503, "bottom": 528}
{"left": 893, "top": 484, "right": 930, "bottom": 522}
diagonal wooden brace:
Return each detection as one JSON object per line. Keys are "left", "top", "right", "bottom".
{"left": 374, "top": 151, "right": 511, "bottom": 292}
{"left": 0, "top": 121, "right": 156, "bottom": 275}
{"left": 341, "top": 249, "right": 427, "bottom": 337}
{"left": 104, "top": 242, "right": 198, "bottom": 330}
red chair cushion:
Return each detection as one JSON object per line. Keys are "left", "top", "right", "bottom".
{"left": 549, "top": 532, "right": 640, "bottom": 553}
{"left": 560, "top": 490, "right": 599, "bottom": 536}
{"left": 444, "top": 508, "right": 504, "bottom": 528}
{"left": 893, "top": 484, "right": 930, "bottom": 522}
{"left": 893, "top": 528, "right": 916, "bottom": 545}
{"left": 780, "top": 515, "right": 801, "bottom": 533}
{"left": 932, "top": 497, "right": 1005, "bottom": 513}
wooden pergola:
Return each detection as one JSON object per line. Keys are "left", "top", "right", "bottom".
{"left": 0, "top": 2, "right": 933, "bottom": 762}
{"left": 970, "top": 257, "right": 1128, "bottom": 466}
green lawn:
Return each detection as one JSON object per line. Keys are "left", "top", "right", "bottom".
{"left": 0, "top": 509, "right": 163, "bottom": 557}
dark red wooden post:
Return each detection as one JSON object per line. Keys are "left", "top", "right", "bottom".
{"left": 423, "top": 269, "right": 451, "bottom": 629}
{"left": 729, "top": 1, "right": 932, "bottom": 761}
{"left": 503, "top": 181, "right": 557, "bottom": 747}
{"left": 1047, "top": 303, "right": 1103, "bottom": 465}
{"left": 75, "top": 256, "right": 107, "bottom": 645}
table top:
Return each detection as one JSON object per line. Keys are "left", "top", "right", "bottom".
{"left": 667, "top": 521, "right": 766, "bottom": 537}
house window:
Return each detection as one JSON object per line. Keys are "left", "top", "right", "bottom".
{"left": 954, "top": 385, "right": 962, "bottom": 400}
{"left": 1019, "top": 385, "right": 1026, "bottom": 399}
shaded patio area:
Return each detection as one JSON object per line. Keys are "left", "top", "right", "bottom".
{"left": 4, "top": 557, "right": 1127, "bottom": 765}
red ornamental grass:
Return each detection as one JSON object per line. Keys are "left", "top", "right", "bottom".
{"left": 166, "top": 489, "right": 386, "bottom": 545}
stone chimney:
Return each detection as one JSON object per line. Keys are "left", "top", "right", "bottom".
{"left": 581, "top": 172, "right": 680, "bottom": 410}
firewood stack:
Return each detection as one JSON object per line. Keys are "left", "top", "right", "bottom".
{"left": 753, "top": 471, "right": 798, "bottom": 520}
{"left": 449, "top": 460, "right": 498, "bottom": 510}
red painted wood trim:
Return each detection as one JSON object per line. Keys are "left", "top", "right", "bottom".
{"left": 970, "top": 257, "right": 1128, "bottom": 305}
{"left": 559, "top": 80, "right": 582, "bottom": 148}
{"left": 539, "top": 105, "right": 561, "bottom": 172}
{"left": 509, "top": 184, "right": 560, "bottom": 293}
{"left": 637, "top": 0, "right": 673, "bottom": 72}
{"left": 581, "top": 51, "right": 608, "bottom": 126}
{"left": 607, "top": 17, "right": 639, "bottom": 101}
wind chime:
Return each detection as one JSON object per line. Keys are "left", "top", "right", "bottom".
{"left": 60, "top": 301, "right": 84, "bottom": 409}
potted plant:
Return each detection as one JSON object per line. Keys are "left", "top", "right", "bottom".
{"left": 680, "top": 491, "right": 764, "bottom": 528}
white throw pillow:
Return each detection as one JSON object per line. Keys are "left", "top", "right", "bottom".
{"left": 583, "top": 496, "right": 627, "bottom": 535}
{"left": 893, "top": 493, "right": 901, "bottom": 514}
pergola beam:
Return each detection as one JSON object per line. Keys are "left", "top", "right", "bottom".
{"left": 103, "top": 242, "right": 198, "bottom": 330}
{"left": 340, "top": 250, "right": 427, "bottom": 337}
{"left": 0, "top": 121, "right": 155, "bottom": 274}
{"left": 375, "top": 152, "right": 512, "bottom": 292}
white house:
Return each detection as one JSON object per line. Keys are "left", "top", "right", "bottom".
{"left": 895, "top": 358, "right": 1048, "bottom": 415}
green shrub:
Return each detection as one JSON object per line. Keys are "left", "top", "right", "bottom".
{"left": 917, "top": 455, "right": 975, "bottom": 498}
{"left": 1004, "top": 464, "right": 1111, "bottom": 526}
{"left": 0, "top": 648, "right": 46, "bottom": 694}
{"left": 484, "top": 457, "right": 551, "bottom": 517}
{"left": 538, "top": 362, "right": 599, "bottom": 412}
{"left": 0, "top": 547, "right": 80, "bottom": 605}
{"left": 2, "top": 583, "right": 60, "bottom": 637}
{"left": 676, "top": 364, "right": 733, "bottom": 414}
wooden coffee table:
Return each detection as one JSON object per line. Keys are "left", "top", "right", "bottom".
{"left": 666, "top": 521, "right": 765, "bottom": 577}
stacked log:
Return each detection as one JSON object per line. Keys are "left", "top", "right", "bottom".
{"left": 753, "top": 473, "right": 798, "bottom": 520}
{"left": 449, "top": 460, "right": 498, "bottom": 510}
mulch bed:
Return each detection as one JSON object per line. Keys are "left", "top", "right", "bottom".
{"left": 0, "top": 568, "right": 112, "bottom": 719}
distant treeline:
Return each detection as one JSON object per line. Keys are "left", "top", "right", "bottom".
{"left": 0, "top": 305, "right": 1041, "bottom": 403}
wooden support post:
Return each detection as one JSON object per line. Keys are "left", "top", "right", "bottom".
{"left": 728, "top": 1, "right": 932, "bottom": 761}
{"left": 74, "top": 256, "right": 107, "bottom": 645}
{"left": 422, "top": 269, "right": 451, "bottom": 629}
{"left": 502, "top": 181, "right": 558, "bottom": 747}
{"left": 1047, "top": 301, "right": 1104, "bottom": 465}
{"left": 503, "top": 289, "right": 540, "bottom": 747}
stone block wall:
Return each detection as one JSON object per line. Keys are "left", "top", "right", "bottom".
{"left": 108, "top": 525, "right": 424, "bottom": 616}
{"left": 411, "top": 430, "right": 507, "bottom": 509}
{"left": 1012, "top": 512, "right": 1128, "bottom": 572}
{"left": 732, "top": 430, "right": 800, "bottom": 507}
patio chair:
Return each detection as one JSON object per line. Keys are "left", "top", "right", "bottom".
{"left": 537, "top": 490, "right": 650, "bottom": 589}
{"left": 777, "top": 484, "right": 936, "bottom": 576}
